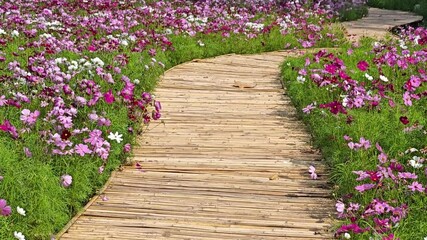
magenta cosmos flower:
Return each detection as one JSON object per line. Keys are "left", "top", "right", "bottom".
{"left": 0, "top": 199, "right": 11, "bottom": 216}
{"left": 356, "top": 60, "right": 369, "bottom": 71}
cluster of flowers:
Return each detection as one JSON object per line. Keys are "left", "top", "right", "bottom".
{"left": 300, "top": 41, "right": 426, "bottom": 128}
{"left": 297, "top": 28, "right": 426, "bottom": 239}
{"left": 335, "top": 137, "right": 426, "bottom": 239}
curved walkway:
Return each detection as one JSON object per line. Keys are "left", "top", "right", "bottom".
{"left": 58, "top": 8, "right": 422, "bottom": 240}
{"left": 343, "top": 8, "right": 423, "bottom": 42}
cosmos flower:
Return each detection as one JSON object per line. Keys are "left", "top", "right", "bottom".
{"left": 61, "top": 174, "right": 72, "bottom": 188}
{"left": 107, "top": 132, "right": 123, "bottom": 143}
{"left": 0, "top": 199, "right": 11, "bottom": 216}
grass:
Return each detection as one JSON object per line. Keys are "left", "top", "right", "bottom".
{"left": 281, "top": 36, "right": 427, "bottom": 239}
{"left": 338, "top": 5, "right": 369, "bottom": 22}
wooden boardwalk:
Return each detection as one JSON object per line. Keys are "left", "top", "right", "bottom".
{"left": 343, "top": 8, "right": 423, "bottom": 42}
{"left": 59, "top": 50, "right": 334, "bottom": 239}
{"left": 58, "top": 8, "right": 423, "bottom": 240}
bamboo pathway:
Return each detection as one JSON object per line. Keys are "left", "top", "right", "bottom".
{"left": 59, "top": 8, "right": 423, "bottom": 240}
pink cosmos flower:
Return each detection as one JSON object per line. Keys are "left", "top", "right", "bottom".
{"left": 353, "top": 170, "right": 370, "bottom": 181}
{"left": 61, "top": 174, "right": 72, "bottom": 187}
{"left": 24, "top": 147, "right": 32, "bottom": 158}
{"left": 378, "top": 153, "right": 388, "bottom": 164}
{"left": 336, "top": 201, "right": 345, "bottom": 213}
{"left": 0, "top": 199, "right": 11, "bottom": 216}
{"left": 308, "top": 165, "right": 317, "bottom": 180}
{"left": 302, "top": 103, "right": 316, "bottom": 114}
{"left": 74, "top": 144, "right": 92, "bottom": 156}
{"left": 123, "top": 143, "right": 131, "bottom": 153}
{"left": 358, "top": 137, "right": 371, "bottom": 149}
{"left": 375, "top": 142, "right": 384, "bottom": 153}
{"left": 408, "top": 181, "right": 424, "bottom": 192}
{"left": 398, "top": 172, "right": 418, "bottom": 179}
{"left": 20, "top": 109, "right": 40, "bottom": 126}
{"left": 0, "top": 95, "right": 6, "bottom": 106}
{"left": 355, "top": 183, "right": 376, "bottom": 193}
{"left": 403, "top": 91, "right": 412, "bottom": 106}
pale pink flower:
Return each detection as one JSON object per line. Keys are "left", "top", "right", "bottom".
{"left": 74, "top": 144, "right": 92, "bottom": 156}
{"left": 308, "top": 165, "right": 318, "bottom": 179}
{"left": 61, "top": 174, "right": 72, "bottom": 187}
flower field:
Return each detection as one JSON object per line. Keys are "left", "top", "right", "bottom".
{"left": 0, "top": 0, "right": 366, "bottom": 239}
{"left": 282, "top": 28, "right": 427, "bottom": 239}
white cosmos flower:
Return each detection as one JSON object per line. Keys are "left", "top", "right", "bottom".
{"left": 17, "top": 206, "right": 26, "bottom": 216}
{"left": 409, "top": 156, "right": 423, "bottom": 169}
{"left": 108, "top": 132, "right": 123, "bottom": 143}
{"left": 0, "top": 28, "right": 6, "bottom": 35}
{"left": 296, "top": 75, "right": 306, "bottom": 83}
{"left": 14, "top": 231, "right": 25, "bottom": 240}
{"left": 120, "top": 40, "right": 129, "bottom": 46}
{"left": 379, "top": 75, "right": 389, "bottom": 82}
{"left": 133, "top": 79, "right": 140, "bottom": 84}
{"left": 344, "top": 232, "right": 351, "bottom": 239}
{"left": 11, "top": 30, "right": 19, "bottom": 37}
{"left": 364, "top": 73, "right": 373, "bottom": 81}
{"left": 91, "top": 57, "right": 104, "bottom": 67}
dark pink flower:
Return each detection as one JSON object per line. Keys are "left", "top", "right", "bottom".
{"left": 103, "top": 89, "right": 115, "bottom": 104}
{"left": 0, "top": 120, "right": 18, "bottom": 139}
{"left": 319, "top": 101, "right": 347, "bottom": 115}
{"left": 399, "top": 116, "right": 409, "bottom": 125}
{"left": 356, "top": 60, "right": 369, "bottom": 71}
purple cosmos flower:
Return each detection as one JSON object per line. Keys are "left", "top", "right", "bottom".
{"left": 20, "top": 109, "right": 40, "bottom": 126}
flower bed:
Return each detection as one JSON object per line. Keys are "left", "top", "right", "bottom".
{"left": 282, "top": 29, "right": 427, "bottom": 239}
{"left": 0, "top": 0, "right": 358, "bottom": 239}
